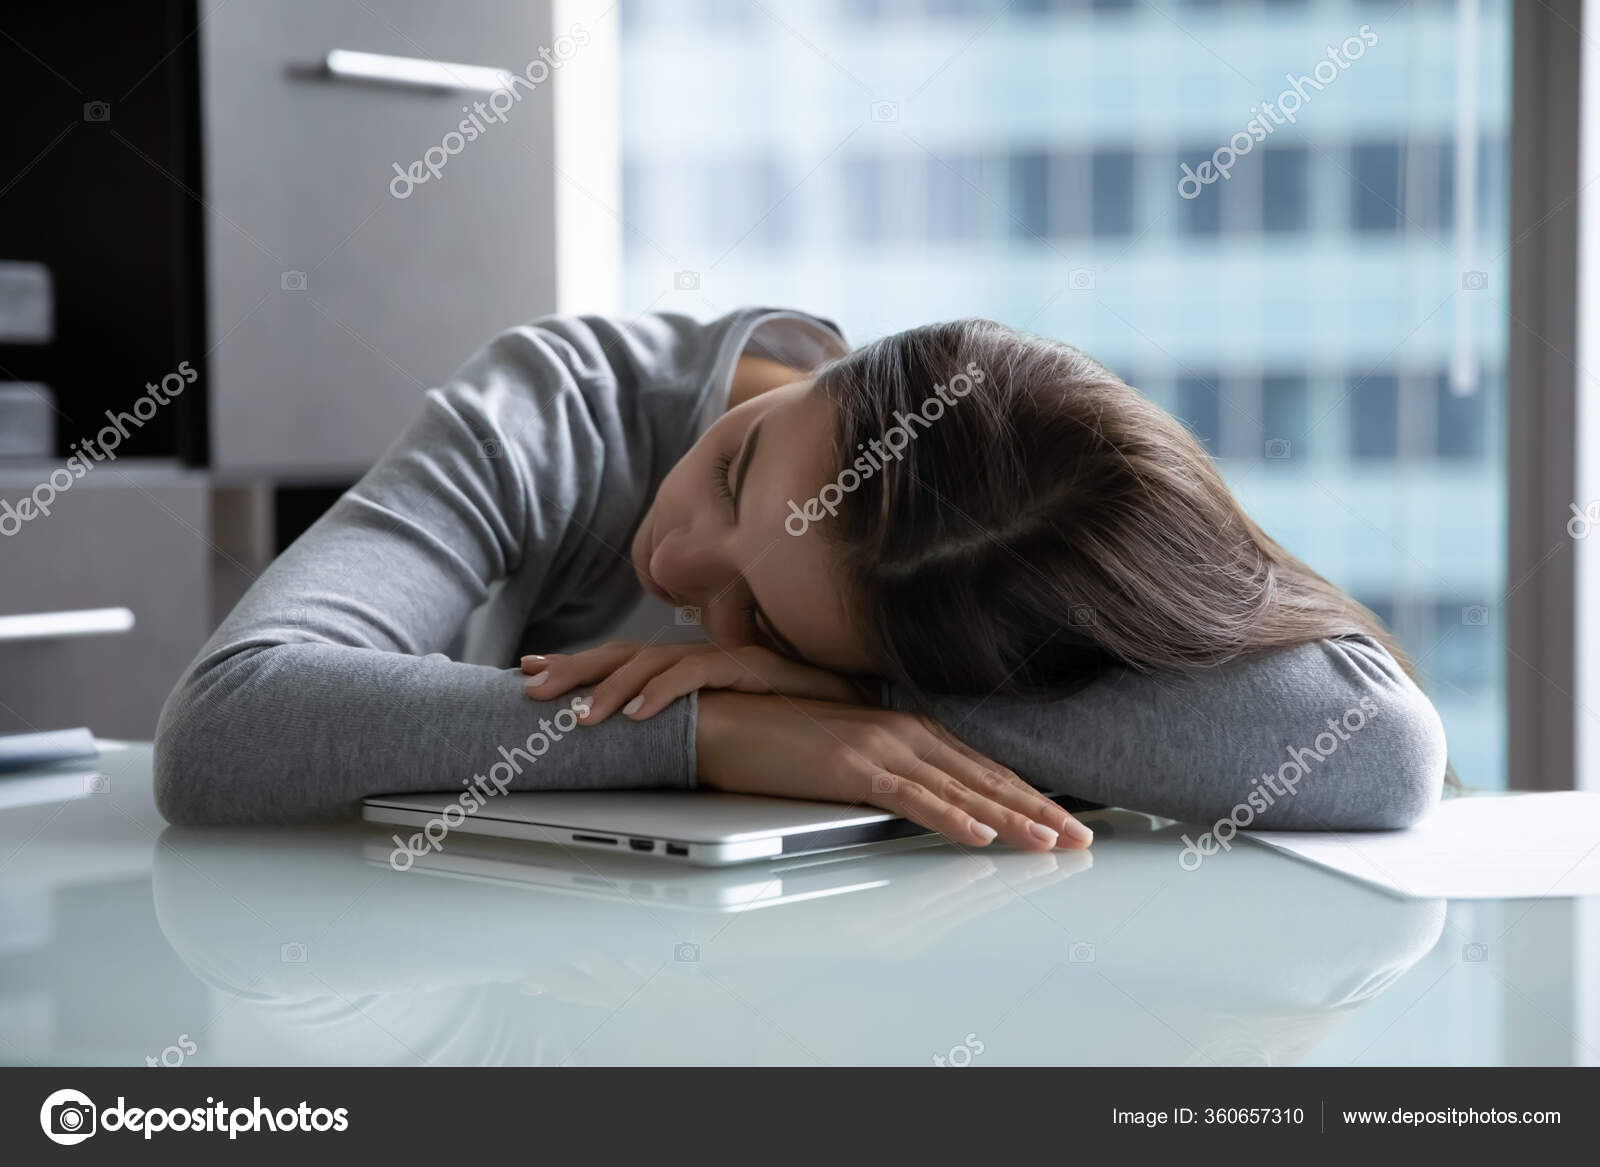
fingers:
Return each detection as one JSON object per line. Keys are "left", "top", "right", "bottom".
{"left": 576, "top": 645, "right": 859, "bottom": 724}
{"left": 625, "top": 657, "right": 727, "bottom": 720}
{"left": 932, "top": 743, "right": 1093, "bottom": 849}
{"left": 623, "top": 648, "right": 857, "bottom": 720}
{"left": 918, "top": 727, "right": 1093, "bottom": 849}
{"left": 521, "top": 641, "right": 642, "bottom": 699}
{"left": 585, "top": 645, "right": 780, "bottom": 722}
{"left": 899, "top": 752, "right": 1062, "bottom": 853}
{"left": 864, "top": 772, "right": 1005, "bottom": 848}
{"left": 571, "top": 644, "right": 704, "bottom": 722}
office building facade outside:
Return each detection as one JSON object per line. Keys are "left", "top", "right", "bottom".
{"left": 616, "top": 0, "right": 1509, "bottom": 785}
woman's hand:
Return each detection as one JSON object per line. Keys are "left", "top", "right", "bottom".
{"left": 520, "top": 640, "right": 862, "bottom": 724}
{"left": 694, "top": 691, "right": 1094, "bottom": 853}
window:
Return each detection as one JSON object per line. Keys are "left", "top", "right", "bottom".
{"left": 1010, "top": 152, "right": 1049, "bottom": 239}
{"left": 1351, "top": 141, "right": 1402, "bottom": 232}
{"left": 1179, "top": 146, "right": 1223, "bottom": 236}
{"left": 608, "top": 0, "right": 1511, "bottom": 786}
{"left": 1091, "top": 150, "right": 1135, "bottom": 236}
{"left": 1261, "top": 374, "right": 1309, "bottom": 460}
{"left": 1175, "top": 373, "right": 1223, "bottom": 452}
{"left": 926, "top": 154, "right": 983, "bottom": 240}
{"left": 1261, "top": 147, "right": 1309, "bottom": 233}
{"left": 1434, "top": 371, "right": 1487, "bottom": 460}
{"left": 1350, "top": 373, "right": 1399, "bottom": 460}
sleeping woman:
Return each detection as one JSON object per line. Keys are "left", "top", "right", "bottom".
{"left": 154, "top": 308, "right": 1447, "bottom": 851}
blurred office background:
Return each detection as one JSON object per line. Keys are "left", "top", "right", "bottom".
{"left": 0, "top": 0, "right": 1522, "bottom": 788}
{"left": 613, "top": 0, "right": 1511, "bottom": 786}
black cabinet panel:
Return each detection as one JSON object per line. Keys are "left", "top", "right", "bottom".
{"left": 0, "top": 2, "right": 205, "bottom": 462}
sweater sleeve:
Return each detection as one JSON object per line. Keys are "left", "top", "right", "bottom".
{"left": 889, "top": 636, "right": 1448, "bottom": 831}
{"left": 153, "top": 310, "right": 842, "bottom": 825}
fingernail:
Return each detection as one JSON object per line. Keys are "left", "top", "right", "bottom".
{"left": 521, "top": 654, "right": 546, "bottom": 665}
{"left": 971, "top": 822, "right": 998, "bottom": 844}
{"left": 1027, "top": 822, "right": 1059, "bottom": 846}
{"left": 1060, "top": 819, "right": 1094, "bottom": 846}
{"left": 622, "top": 696, "right": 644, "bottom": 717}
{"left": 575, "top": 696, "right": 593, "bottom": 720}
{"left": 526, "top": 670, "right": 549, "bottom": 686}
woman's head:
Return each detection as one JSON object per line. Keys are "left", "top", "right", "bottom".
{"left": 634, "top": 318, "right": 1403, "bottom": 694}
{"left": 630, "top": 370, "right": 875, "bottom": 674}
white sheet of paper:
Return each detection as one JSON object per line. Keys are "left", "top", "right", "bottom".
{"left": 1246, "top": 792, "right": 1600, "bottom": 899}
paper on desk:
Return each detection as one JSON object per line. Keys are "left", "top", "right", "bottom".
{"left": 1246, "top": 792, "right": 1600, "bottom": 899}
{"left": 0, "top": 727, "right": 98, "bottom": 773}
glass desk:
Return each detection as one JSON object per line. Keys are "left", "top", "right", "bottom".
{"left": 1, "top": 745, "right": 1594, "bottom": 1066}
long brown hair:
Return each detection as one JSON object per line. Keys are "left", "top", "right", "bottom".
{"left": 813, "top": 318, "right": 1415, "bottom": 698}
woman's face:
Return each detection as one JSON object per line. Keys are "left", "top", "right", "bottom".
{"left": 631, "top": 380, "right": 874, "bottom": 674}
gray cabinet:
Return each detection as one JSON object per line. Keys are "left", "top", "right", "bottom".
{"left": 0, "top": 468, "right": 210, "bottom": 739}
{"left": 199, "top": 0, "right": 560, "bottom": 477}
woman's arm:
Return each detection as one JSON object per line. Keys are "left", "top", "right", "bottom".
{"left": 676, "top": 636, "right": 1445, "bottom": 834}
{"left": 513, "top": 633, "right": 1443, "bottom": 838}
{"left": 883, "top": 635, "right": 1448, "bottom": 830}
{"left": 153, "top": 312, "right": 839, "bottom": 825}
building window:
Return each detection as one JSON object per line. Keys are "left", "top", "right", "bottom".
{"left": 1091, "top": 150, "right": 1135, "bottom": 236}
{"left": 1435, "top": 371, "right": 1487, "bottom": 459}
{"left": 1350, "top": 372, "right": 1400, "bottom": 459}
{"left": 1178, "top": 147, "right": 1222, "bottom": 236}
{"left": 1010, "top": 151, "right": 1049, "bottom": 240}
{"left": 1262, "top": 147, "right": 1309, "bottom": 233}
{"left": 1352, "top": 141, "right": 1402, "bottom": 232}
{"left": 1262, "top": 373, "right": 1310, "bottom": 460}
{"left": 1176, "top": 372, "right": 1223, "bottom": 451}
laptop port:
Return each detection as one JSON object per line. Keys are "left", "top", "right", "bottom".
{"left": 629, "top": 838, "right": 654, "bottom": 852}
{"left": 571, "top": 833, "right": 617, "bottom": 845}
{"left": 665, "top": 843, "right": 689, "bottom": 857}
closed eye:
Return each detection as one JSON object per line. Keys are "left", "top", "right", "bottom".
{"left": 711, "top": 453, "right": 734, "bottom": 500}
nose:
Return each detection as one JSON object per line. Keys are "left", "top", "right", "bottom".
{"left": 649, "top": 522, "right": 734, "bottom": 605}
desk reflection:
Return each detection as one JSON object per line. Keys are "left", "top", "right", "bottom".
{"left": 150, "top": 814, "right": 1444, "bottom": 1066}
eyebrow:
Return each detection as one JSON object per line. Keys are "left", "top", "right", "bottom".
{"left": 730, "top": 417, "right": 763, "bottom": 522}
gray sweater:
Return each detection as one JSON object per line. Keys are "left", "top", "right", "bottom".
{"left": 154, "top": 308, "right": 1448, "bottom": 831}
